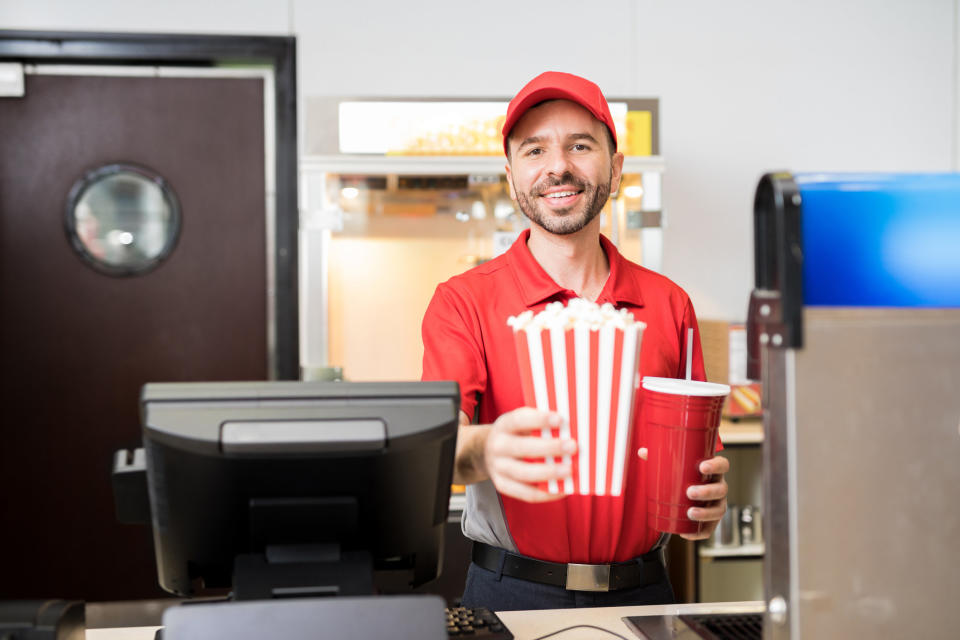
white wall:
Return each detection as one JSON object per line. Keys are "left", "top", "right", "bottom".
{"left": 636, "top": 0, "right": 956, "bottom": 318}
{"left": 3, "top": 0, "right": 955, "bottom": 321}
{"left": 0, "top": 0, "right": 291, "bottom": 34}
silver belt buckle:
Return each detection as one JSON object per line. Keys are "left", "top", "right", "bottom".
{"left": 565, "top": 563, "right": 611, "bottom": 592}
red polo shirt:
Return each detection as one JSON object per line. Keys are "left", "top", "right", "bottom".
{"left": 422, "top": 229, "right": 707, "bottom": 563}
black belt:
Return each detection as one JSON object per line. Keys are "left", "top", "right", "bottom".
{"left": 471, "top": 541, "right": 667, "bottom": 592}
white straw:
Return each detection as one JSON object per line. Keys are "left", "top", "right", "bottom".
{"left": 685, "top": 327, "right": 693, "bottom": 381}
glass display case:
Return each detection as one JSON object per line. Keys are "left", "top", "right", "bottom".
{"left": 299, "top": 98, "right": 664, "bottom": 382}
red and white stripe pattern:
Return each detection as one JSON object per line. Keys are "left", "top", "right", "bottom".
{"left": 510, "top": 300, "right": 645, "bottom": 496}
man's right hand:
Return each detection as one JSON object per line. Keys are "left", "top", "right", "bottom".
{"left": 479, "top": 407, "right": 577, "bottom": 503}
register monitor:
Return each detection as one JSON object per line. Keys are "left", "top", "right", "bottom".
{"left": 131, "top": 380, "right": 459, "bottom": 599}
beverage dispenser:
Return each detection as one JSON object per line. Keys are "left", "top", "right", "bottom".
{"left": 747, "top": 172, "right": 960, "bottom": 639}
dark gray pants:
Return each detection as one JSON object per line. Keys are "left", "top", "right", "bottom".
{"left": 460, "top": 559, "right": 676, "bottom": 611}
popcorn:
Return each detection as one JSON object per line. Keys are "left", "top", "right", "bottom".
{"left": 507, "top": 299, "right": 640, "bottom": 332}
{"left": 508, "top": 298, "right": 646, "bottom": 496}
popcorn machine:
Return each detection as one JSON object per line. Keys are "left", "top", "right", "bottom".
{"left": 299, "top": 97, "right": 665, "bottom": 382}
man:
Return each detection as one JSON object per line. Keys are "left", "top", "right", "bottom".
{"left": 421, "top": 71, "right": 729, "bottom": 610}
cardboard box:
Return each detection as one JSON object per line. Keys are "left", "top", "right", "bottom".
{"left": 698, "top": 319, "right": 762, "bottom": 418}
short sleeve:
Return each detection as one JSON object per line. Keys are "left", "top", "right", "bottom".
{"left": 421, "top": 282, "right": 487, "bottom": 421}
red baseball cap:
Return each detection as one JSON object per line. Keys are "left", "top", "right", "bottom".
{"left": 502, "top": 71, "right": 617, "bottom": 156}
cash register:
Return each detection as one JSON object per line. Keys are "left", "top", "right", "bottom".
{"left": 112, "top": 380, "right": 508, "bottom": 639}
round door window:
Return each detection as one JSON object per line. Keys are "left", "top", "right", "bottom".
{"left": 65, "top": 164, "right": 181, "bottom": 276}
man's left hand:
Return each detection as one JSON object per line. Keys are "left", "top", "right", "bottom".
{"left": 679, "top": 455, "right": 730, "bottom": 541}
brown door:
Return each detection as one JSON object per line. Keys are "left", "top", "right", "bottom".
{"left": 0, "top": 70, "right": 269, "bottom": 600}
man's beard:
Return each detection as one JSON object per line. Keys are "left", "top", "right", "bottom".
{"left": 514, "top": 170, "right": 611, "bottom": 235}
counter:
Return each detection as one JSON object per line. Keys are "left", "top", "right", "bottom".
{"left": 498, "top": 600, "right": 762, "bottom": 639}
{"left": 84, "top": 600, "right": 764, "bottom": 640}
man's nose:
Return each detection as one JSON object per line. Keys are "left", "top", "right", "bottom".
{"left": 545, "top": 149, "right": 573, "bottom": 177}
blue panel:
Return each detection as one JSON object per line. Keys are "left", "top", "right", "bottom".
{"left": 796, "top": 173, "right": 960, "bottom": 307}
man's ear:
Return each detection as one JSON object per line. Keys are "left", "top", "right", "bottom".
{"left": 505, "top": 162, "right": 517, "bottom": 201}
{"left": 609, "top": 152, "right": 625, "bottom": 196}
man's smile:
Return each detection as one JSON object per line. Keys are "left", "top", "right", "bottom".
{"left": 538, "top": 186, "right": 585, "bottom": 209}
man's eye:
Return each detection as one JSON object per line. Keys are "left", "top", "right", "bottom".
{"left": 571, "top": 143, "right": 589, "bottom": 152}
{"left": 526, "top": 148, "right": 543, "bottom": 157}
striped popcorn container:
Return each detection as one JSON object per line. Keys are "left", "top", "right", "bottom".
{"left": 508, "top": 299, "right": 646, "bottom": 496}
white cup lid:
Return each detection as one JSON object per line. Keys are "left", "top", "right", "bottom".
{"left": 641, "top": 376, "right": 731, "bottom": 397}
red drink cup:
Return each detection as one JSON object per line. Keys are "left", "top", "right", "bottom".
{"left": 640, "top": 376, "right": 730, "bottom": 534}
